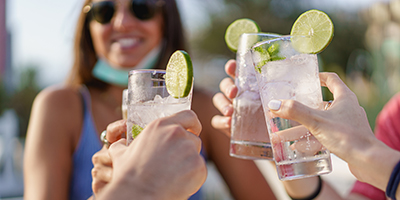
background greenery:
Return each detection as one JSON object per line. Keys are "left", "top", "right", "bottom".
{"left": 2, "top": 0, "right": 399, "bottom": 137}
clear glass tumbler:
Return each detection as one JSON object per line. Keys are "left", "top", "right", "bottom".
{"left": 251, "top": 35, "right": 332, "bottom": 180}
{"left": 126, "top": 69, "right": 193, "bottom": 145}
{"left": 230, "top": 33, "right": 280, "bottom": 160}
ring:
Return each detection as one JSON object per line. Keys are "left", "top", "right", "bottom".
{"left": 100, "top": 130, "right": 110, "bottom": 147}
{"left": 324, "top": 100, "right": 333, "bottom": 110}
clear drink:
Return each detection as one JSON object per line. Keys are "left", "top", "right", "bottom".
{"left": 230, "top": 33, "right": 279, "bottom": 160}
{"left": 252, "top": 36, "right": 332, "bottom": 180}
{"left": 126, "top": 70, "right": 192, "bottom": 145}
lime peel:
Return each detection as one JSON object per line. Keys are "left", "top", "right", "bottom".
{"left": 225, "top": 18, "right": 260, "bottom": 53}
{"left": 132, "top": 124, "right": 144, "bottom": 138}
{"left": 165, "top": 50, "right": 193, "bottom": 98}
{"left": 290, "top": 9, "right": 334, "bottom": 54}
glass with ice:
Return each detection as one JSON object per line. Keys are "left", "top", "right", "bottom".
{"left": 251, "top": 35, "right": 332, "bottom": 180}
{"left": 230, "top": 33, "right": 280, "bottom": 160}
{"left": 126, "top": 69, "right": 193, "bottom": 145}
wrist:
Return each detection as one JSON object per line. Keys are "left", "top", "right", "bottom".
{"left": 352, "top": 140, "right": 400, "bottom": 191}
{"left": 98, "top": 174, "right": 159, "bottom": 200}
{"left": 284, "top": 176, "right": 322, "bottom": 200}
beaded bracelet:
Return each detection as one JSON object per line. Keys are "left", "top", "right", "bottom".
{"left": 289, "top": 176, "right": 322, "bottom": 200}
{"left": 386, "top": 160, "right": 400, "bottom": 200}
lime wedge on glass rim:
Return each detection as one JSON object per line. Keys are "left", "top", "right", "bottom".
{"left": 290, "top": 9, "right": 334, "bottom": 54}
{"left": 225, "top": 18, "right": 261, "bottom": 52}
{"left": 132, "top": 124, "right": 144, "bottom": 138}
{"left": 165, "top": 50, "right": 193, "bottom": 98}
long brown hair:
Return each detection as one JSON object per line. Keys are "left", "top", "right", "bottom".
{"left": 65, "top": 0, "right": 187, "bottom": 89}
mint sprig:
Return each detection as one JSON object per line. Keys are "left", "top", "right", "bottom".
{"left": 253, "top": 42, "right": 286, "bottom": 73}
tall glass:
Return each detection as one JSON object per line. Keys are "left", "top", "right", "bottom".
{"left": 230, "top": 33, "right": 279, "bottom": 160}
{"left": 126, "top": 69, "right": 193, "bottom": 145}
{"left": 251, "top": 36, "right": 332, "bottom": 180}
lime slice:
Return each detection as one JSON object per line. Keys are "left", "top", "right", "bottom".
{"left": 132, "top": 124, "right": 143, "bottom": 138}
{"left": 225, "top": 18, "right": 261, "bottom": 52}
{"left": 290, "top": 9, "right": 334, "bottom": 54}
{"left": 165, "top": 50, "right": 193, "bottom": 98}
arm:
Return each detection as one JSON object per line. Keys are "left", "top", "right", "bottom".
{"left": 24, "top": 86, "right": 81, "bottom": 200}
{"left": 269, "top": 72, "right": 400, "bottom": 199}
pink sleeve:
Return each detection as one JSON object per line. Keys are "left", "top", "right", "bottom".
{"left": 350, "top": 93, "right": 400, "bottom": 199}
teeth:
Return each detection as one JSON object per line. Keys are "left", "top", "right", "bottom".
{"left": 117, "top": 38, "right": 138, "bottom": 47}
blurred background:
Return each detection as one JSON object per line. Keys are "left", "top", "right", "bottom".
{"left": 0, "top": 0, "right": 398, "bottom": 199}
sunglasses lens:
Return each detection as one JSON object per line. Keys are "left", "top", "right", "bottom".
{"left": 92, "top": 1, "right": 115, "bottom": 24}
{"left": 131, "top": 0, "right": 157, "bottom": 20}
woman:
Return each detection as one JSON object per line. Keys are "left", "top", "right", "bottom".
{"left": 23, "top": 0, "right": 275, "bottom": 199}
{"left": 213, "top": 59, "right": 400, "bottom": 200}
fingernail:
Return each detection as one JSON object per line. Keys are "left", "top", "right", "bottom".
{"left": 268, "top": 100, "right": 282, "bottom": 111}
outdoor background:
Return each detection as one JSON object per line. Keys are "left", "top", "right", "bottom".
{"left": 0, "top": 0, "right": 398, "bottom": 199}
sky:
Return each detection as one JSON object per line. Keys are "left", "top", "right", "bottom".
{"left": 5, "top": 0, "right": 389, "bottom": 88}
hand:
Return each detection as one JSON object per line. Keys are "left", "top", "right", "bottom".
{"left": 211, "top": 59, "right": 237, "bottom": 136}
{"left": 92, "top": 120, "right": 126, "bottom": 196}
{"left": 267, "top": 72, "right": 378, "bottom": 179}
{"left": 91, "top": 146, "right": 112, "bottom": 196}
{"left": 98, "top": 110, "right": 207, "bottom": 200}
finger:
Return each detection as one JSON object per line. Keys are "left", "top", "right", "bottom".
{"left": 161, "top": 110, "right": 202, "bottom": 136}
{"left": 108, "top": 139, "right": 128, "bottom": 158}
{"left": 319, "top": 72, "right": 356, "bottom": 101}
{"left": 211, "top": 115, "right": 231, "bottom": 137}
{"left": 219, "top": 77, "right": 237, "bottom": 99}
{"left": 105, "top": 120, "right": 127, "bottom": 143}
{"left": 92, "top": 180, "right": 108, "bottom": 195}
{"left": 268, "top": 99, "right": 323, "bottom": 133}
{"left": 270, "top": 125, "right": 309, "bottom": 144}
{"left": 225, "top": 59, "right": 236, "bottom": 78}
{"left": 92, "top": 146, "right": 112, "bottom": 167}
{"left": 212, "top": 93, "right": 234, "bottom": 116}
{"left": 91, "top": 164, "right": 113, "bottom": 184}
{"left": 291, "top": 137, "right": 323, "bottom": 156}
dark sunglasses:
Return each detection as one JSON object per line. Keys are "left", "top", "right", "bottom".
{"left": 83, "top": 0, "right": 164, "bottom": 24}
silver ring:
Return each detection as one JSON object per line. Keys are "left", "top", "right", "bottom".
{"left": 100, "top": 130, "right": 110, "bottom": 147}
{"left": 324, "top": 100, "right": 333, "bottom": 110}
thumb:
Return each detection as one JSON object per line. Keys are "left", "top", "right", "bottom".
{"left": 268, "top": 99, "right": 322, "bottom": 131}
{"left": 108, "top": 139, "right": 128, "bottom": 159}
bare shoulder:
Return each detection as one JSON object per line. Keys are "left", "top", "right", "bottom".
{"left": 28, "top": 85, "right": 83, "bottom": 142}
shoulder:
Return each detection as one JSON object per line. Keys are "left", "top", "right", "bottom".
{"left": 374, "top": 92, "right": 400, "bottom": 148}
{"left": 30, "top": 85, "right": 83, "bottom": 134}
{"left": 376, "top": 93, "right": 400, "bottom": 124}
{"left": 33, "top": 85, "right": 81, "bottom": 113}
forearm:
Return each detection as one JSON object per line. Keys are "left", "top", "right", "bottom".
{"left": 283, "top": 176, "right": 343, "bottom": 200}
{"left": 350, "top": 140, "right": 400, "bottom": 190}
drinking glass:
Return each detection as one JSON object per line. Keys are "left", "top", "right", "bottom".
{"left": 126, "top": 69, "right": 193, "bottom": 145}
{"left": 230, "top": 33, "right": 279, "bottom": 160}
{"left": 251, "top": 35, "right": 332, "bottom": 180}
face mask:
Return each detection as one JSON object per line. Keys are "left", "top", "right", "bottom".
{"left": 92, "top": 43, "right": 162, "bottom": 86}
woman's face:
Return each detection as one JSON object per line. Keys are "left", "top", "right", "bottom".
{"left": 89, "top": 0, "right": 164, "bottom": 69}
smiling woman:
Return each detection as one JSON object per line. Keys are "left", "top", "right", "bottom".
{"left": 22, "top": 0, "right": 276, "bottom": 200}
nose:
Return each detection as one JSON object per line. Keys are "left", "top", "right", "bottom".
{"left": 113, "top": 6, "right": 139, "bottom": 31}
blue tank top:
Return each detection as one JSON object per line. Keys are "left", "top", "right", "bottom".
{"left": 69, "top": 86, "right": 102, "bottom": 200}
{"left": 68, "top": 86, "right": 203, "bottom": 200}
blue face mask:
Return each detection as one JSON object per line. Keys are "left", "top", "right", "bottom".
{"left": 92, "top": 44, "right": 162, "bottom": 86}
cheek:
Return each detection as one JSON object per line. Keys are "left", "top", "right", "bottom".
{"left": 90, "top": 23, "right": 111, "bottom": 56}
{"left": 146, "top": 15, "right": 164, "bottom": 43}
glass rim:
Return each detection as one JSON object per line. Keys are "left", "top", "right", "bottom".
{"left": 128, "top": 69, "right": 166, "bottom": 76}
{"left": 241, "top": 32, "right": 281, "bottom": 37}
{"left": 251, "top": 35, "right": 309, "bottom": 50}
